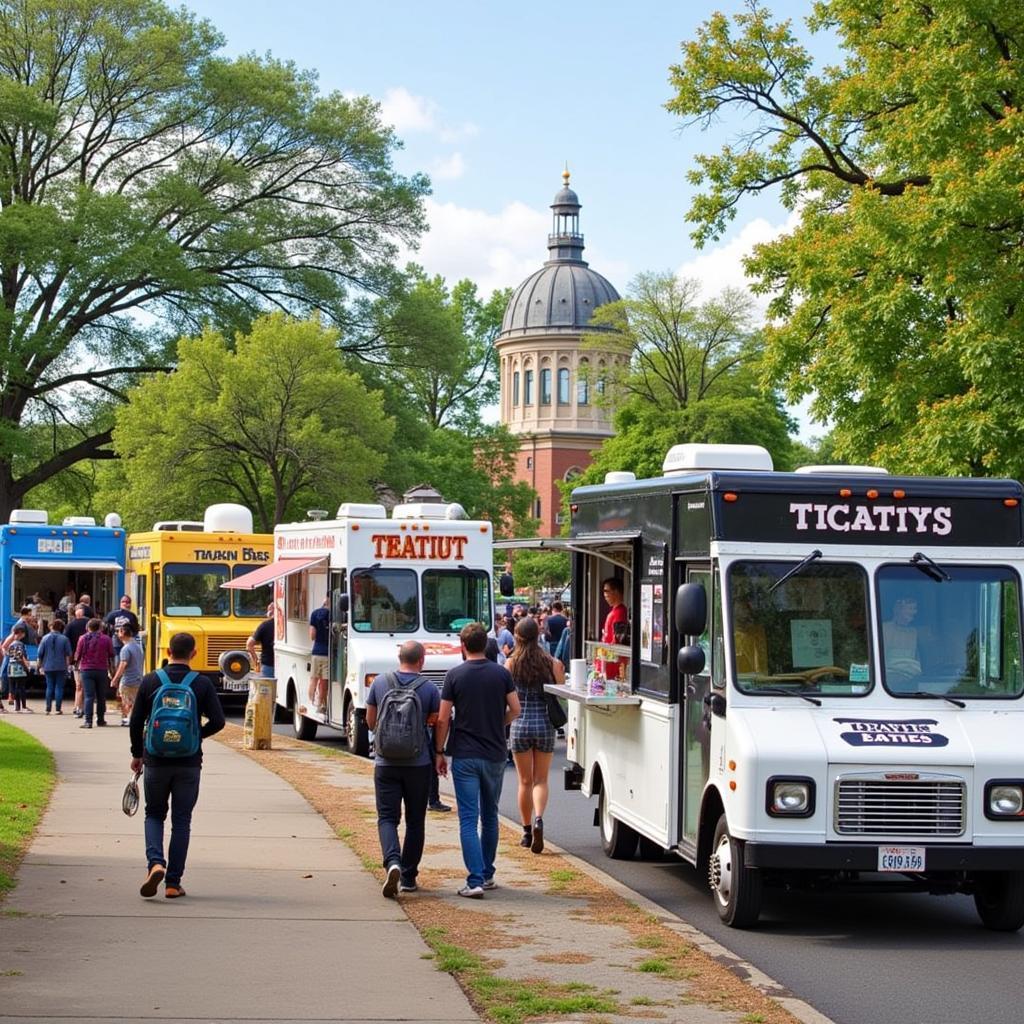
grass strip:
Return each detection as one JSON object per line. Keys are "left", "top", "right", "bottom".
{"left": 0, "top": 722, "right": 56, "bottom": 899}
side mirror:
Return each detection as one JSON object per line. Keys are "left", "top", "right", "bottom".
{"left": 336, "top": 593, "right": 350, "bottom": 613}
{"left": 675, "top": 582, "right": 707, "bottom": 637}
{"left": 704, "top": 692, "right": 727, "bottom": 718}
{"left": 677, "top": 644, "right": 706, "bottom": 676}
{"left": 499, "top": 572, "right": 515, "bottom": 597}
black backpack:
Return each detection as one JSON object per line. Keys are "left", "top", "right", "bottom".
{"left": 374, "top": 673, "right": 428, "bottom": 761}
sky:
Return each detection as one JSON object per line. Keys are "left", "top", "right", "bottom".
{"left": 183, "top": 0, "right": 826, "bottom": 436}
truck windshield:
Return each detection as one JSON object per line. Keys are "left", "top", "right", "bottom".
{"left": 423, "top": 569, "right": 491, "bottom": 632}
{"left": 729, "top": 561, "right": 871, "bottom": 697}
{"left": 878, "top": 565, "right": 1024, "bottom": 698}
{"left": 231, "top": 565, "right": 272, "bottom": 617}
{"left": 351, "top": 568, "right": 418, "bottom": 633}
{"left": 164, "top": 563, "right": 229, "bottom": 617}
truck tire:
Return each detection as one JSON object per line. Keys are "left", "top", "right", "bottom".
{"left": 708, "top": 813, "right": 762, "bottom": 928}
{"left": 638, "top": 835, "right": 667, "bottom": 861}
{"left": 292, "top": 699, "right": 317, "bottom": 741}
{"left": 598, "top": 784, "right": 638, "bottom": 859}
{"left": 974, "top": 871, "right": 1024, "bottom": 931}
{"left": 345, "top": 698, "right": 370, "bottom": 758}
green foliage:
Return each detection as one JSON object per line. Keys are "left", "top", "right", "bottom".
{"left": 0, "top": 722, "right": 55, "bottom": 897}
{"left": 668, "top": 1, "right": 1024, "bottom": 477}
{"left": 0, "top": 0, "right": 425, "bottom": 515}
{"left": 103, "top": 314, "right": 393, "bottom": 530}
{"left": 512, "top": 549, "right": 570, "bottom": 595}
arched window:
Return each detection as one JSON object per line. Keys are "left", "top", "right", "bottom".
{"left": 577, "top": 359, "right": 589, "bottom": 405}
{"left": 564, "top": 466, "right": 582, "bottom": 482}
{"left": 557, "top": 367, "right": 570, "bottom": 404}
{"left": 596, "top": 361, "right": 606, "bottom": 397}
{"left": 540, "top": 368, "right": 552, "bottom": 405}
{"left": 512, "top": 370, "right": 520, "bottom": 406}
{"left": 524, "top": 369, "right": 534, "bottom": 405}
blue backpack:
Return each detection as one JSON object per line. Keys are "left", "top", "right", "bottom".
{"left": 145, "top": 669, "right": 201, "bottom": 758}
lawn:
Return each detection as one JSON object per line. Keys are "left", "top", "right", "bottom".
{"left": 0, "top": 721, "right": 55, "bottom": 898}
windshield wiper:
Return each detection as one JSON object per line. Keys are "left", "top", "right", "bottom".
{"left": 910, "top": 552, "right": 951, "bottom": 583}
{"left": 899, "top": 690, "right": 966, "bottom": 709}
{"left": 768, "top": 549, "right": 823, "bottom": 593}
{"left": 749, "top": 686, "right": 822, "bottom": 706}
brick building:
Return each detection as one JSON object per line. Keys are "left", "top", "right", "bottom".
{"left": 496, "top": 172, "right": 623, "bottom": 535}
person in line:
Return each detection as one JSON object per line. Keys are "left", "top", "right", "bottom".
{"left": 64, "top": 604, "right": 90, "bottom": 717}
{"left": 435, "top": 622, "right": 520, "bottom": 898}
{"left": 601, "top": 578, "right": 628, "bottom": 643}
{"left": 58, "top": 586, "right": 77, "bottom": 615}
{"left": 544, "top": 602, "right": 568, "bottom": 652}
{"left": 130, "top": 632, "right": 225, "bottom": 899}
{"left": 246, "top": 603, "right": 276, "bottom": 678}
{"left": 308, "top": 596, "right": 330, "bottom": 713}
{"left": 75, "top": 617, "right": 114, "bottom": 729}
{"left": 507, "top": 617, "right": 565, "bottom": 854}
{"left": 77, "top": 594, "right": 96, "bottom": 620}
{"left": 104, "top": 595, "right": 140, "bottom": 657}
{"left": 110, "top": 623, "right": 144, "bottom": 725}
{"left": 494, "top": 614, "right": 515, "bottom": 666}
{"left": 553, "top": 609, "right": 572, "bottom": 674}
{"left": 38, "top": 618, "right": 72, "bottom": 714}
{"left": 365, "top": 640, "right": 440, "bottom": 897}
{"left": 6, "top": 624, "right": 32, "bottom": 713}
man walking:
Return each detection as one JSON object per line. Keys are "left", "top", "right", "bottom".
{"left": 111, "top": 623, "right": 144, "bottom": 725}
{"left": 435, "top": 622, "right": 520, "bottom": 898}
{"left": 365, "top": 640, "right": 440, "bottom": 897}
{"left": 130, "top": 632, "right": 225, "bottom": 899}
{"left": 64, "top": 604, "right": 89, "bottom": 718}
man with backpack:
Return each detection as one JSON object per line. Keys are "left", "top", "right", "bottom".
{"left": 364, "top": 640, "right": 440, "bottom": 898}
{"left": 129, "top": 632, "right": 225, "bottom": 900}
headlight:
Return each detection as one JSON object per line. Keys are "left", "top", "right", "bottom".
{"left": 766, "top": 776, "right": 815, "bottom": 817}
{"left": 985, "top": 781, "right": 1024, "bottom": 819}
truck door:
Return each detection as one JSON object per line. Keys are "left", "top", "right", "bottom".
{"left": 328, "top": 570, "right": 347, "bottom": 723}
{"left": 680, "top": 565, "right": 718, "bottom": 853}
{"left": 149, "top": 570, "right": 161, "bottom": 670}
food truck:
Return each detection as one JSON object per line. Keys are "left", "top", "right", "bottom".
{"left": 223, "top": 502, "right": 494, "bottom": 755}
{"left": 0, "top": 509, "right": 125, "bottom": 652}
{"left": 125, "top": 504, "right": 272, "bottom": 689}
{"left": 506, "top": 444, "right": 1024, "bottom": 930}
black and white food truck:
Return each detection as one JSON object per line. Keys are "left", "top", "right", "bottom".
{"left": 507, "top": 443, "right": 1024, "bottom": 930}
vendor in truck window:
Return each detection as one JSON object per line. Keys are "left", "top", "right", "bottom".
{"left": 601, "top": 578, "right": 627, "bottom": 643}
{"left": 733, "top": 596, "right": 768, "bottom": 674}
{"left": 882, "top": 595, "right": 921, "bottom": 682}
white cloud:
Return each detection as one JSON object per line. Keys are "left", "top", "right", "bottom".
{"left": 378, "top": 87, "right": 478, "bottom": 142}
{"left": 430, "top": 152, "right": 466, "bottom": 181}
{"left": 406, "top": 198, "right": 549, "bottom": 296}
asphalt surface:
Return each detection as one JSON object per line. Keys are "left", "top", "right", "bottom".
{"left": 254, "top": 710, "right": 1024, "bottom": 1024}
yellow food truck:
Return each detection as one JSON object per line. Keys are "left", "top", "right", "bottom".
{"left": 125, "top": 504, "right": 272, "bottom": 691}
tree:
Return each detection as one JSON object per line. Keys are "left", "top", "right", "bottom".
{"left": 667, "top": 2, "right": 1024, "bottom": 476}
{"left": 0, "top": 0, "right": 426, "bottom": 519}
{"left": 511, "top": 549, "right": 571, "bottom": 599}
{"left": 103, "top": 315, "right": 393, "bottom": 530}
{"left": 366, "top": 266, "right": 510, "bottom": 430}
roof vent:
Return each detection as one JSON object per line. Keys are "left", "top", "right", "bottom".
{"left": 153, "top": 520, "right": 204, "bottom": 531}
{"left": 104, "top": 513, "right": 122, "bottom": 529}
{"left": 306, "top": 509, "right": 329, "bottom": 521}
{"left": 795, "top": 464, "right": 889, "bottom": 475}
{"left": 62, "top": 516, "right": 97, "bottom": 527}
{"left": 604, "top": 471, "right": 636, "bottom": 484}
{"left": 393, "top": 502, "right": 465, "bottom": 520}
{"left": 203, "top": 504, "right": 253, "bottom": 534}
{"left": 336, "top": 503, "right": 387, "bottom": 519}
{"left": 663, "top": 443, "right": 773, "bottom": 475}
{"left": 10, "top": 509, "right": 48, "bottom": 525}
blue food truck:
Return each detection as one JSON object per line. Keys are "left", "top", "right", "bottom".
{"left": 0, "top": 509, "right": 126, "bottom": 658}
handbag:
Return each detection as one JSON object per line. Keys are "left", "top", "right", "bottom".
{"left": 544, "top": 689, "right": 568, "bottom": 729}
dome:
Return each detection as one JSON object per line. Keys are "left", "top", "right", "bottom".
{"left": 552, "top": 185, "right": 579, "bottom": 208}
{"left": 499, "top": 262, "right": 620, "bottom": 337}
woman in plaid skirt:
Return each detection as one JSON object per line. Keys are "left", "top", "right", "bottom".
{"left": 507, "top": 616, "right": 565, "bottom": 854}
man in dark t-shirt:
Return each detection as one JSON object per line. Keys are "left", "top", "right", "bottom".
{"left": 247, "top": 603, "right": 276, "bottom": 677}
{"left": 65, "top": 604, "right": 90, "bottom": 718}
{"left": 104, "top": 595, "right": 140, "bottom": 655}
{"left": 435, "top": 622, "right": 520, "bottom": 898}
{"left": 544, "top": 602, "right": 568, "bottom": 649}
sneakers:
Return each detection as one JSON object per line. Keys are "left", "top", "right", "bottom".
{"left": 121, "top": 717, "right": 129, "bottom": 726}
{"left": 79, "top": 722, "right": 92, "bottom": 729}
{"left": 399, "top": 882, "right": 418, "bottom": 893}
{"left": 140, "top": 864, "right": 165, "bottom": 898}
{"left": 428, "top": 801, "right": 452, "bottom": 813}
{"left": 164, "top": 886, "right": 186, "bottom": 899}
{"left": 96, "top": 720, "right": 107, "bottom": 727}
{"left": 55, "top": 709, "right": 63, "bottom": 715}
{"left": 482, "top": 879, "right": 497, "bottom": 891}
{"left": 531, "top": 818, "right": 544, "bottom": 855}
{"left": 519, "top": 833, "right": 532, "bottom": 848}
{"left": 381, "top": 863, "right": 401, "bottom": 899}
{"left": 457, "top": 885, "right": 484, "bottom": 899}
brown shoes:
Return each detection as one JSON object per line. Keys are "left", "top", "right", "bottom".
{"left": 139, "top": 864, "right": 165, "bottom": 897}
{"left": 164, "top": 886, "right": 186, "bottom": 899}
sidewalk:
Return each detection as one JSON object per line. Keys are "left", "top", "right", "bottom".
{"left": 0, "top": 712, "right": 478, "bottom": 1024}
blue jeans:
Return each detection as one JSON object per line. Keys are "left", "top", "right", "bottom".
{"left": 260, "top": 664, "right": 275, "bottom": 678}
{"left": 143, "top": 765, "right": 202, "bottom": 887}
{"left": 81, "top": 669, "right": 108, "bottom": 724}
{"left": 452, "top": 757, "right": 506, "bottom": 889}
{"left": 44, "top": 671, "right": 65, "bottom": 711}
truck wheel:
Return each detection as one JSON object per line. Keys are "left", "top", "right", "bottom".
{"left": 345, "top": 699, "right": 370, "bottom": 758}
{"left": 974, "top": 871, "right": 1024, "bottom": 931}
{"left": 598, "top": 784, "right": 638, "bottom": 859}
{"left": 638, "top": 835, "right": 667, "bottom": 861}
{"left": 292, "top": 699, "right": 317, "bottom": 741}
{"left": 708, "top": 813, "right": 762, "bottom": 928}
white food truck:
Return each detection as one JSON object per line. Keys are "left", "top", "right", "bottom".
{"left": 224, "top": 502, "right": 494, "bottom": 754}
{"left": 505, "top": 444, "right": 1024, "bottom": 930}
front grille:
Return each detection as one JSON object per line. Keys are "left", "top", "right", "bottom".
{"left": 205, "top": 634, "right": 248, "bottom": 663}
{"left": 835, "top": 776, "right": 966, "bottom": 837}
{"left": 419, "top": 670, "right": 448, "bottom": 685}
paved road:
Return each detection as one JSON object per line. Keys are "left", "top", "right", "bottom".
{"left": 254, "top": 711, "right": 1024, "bottom": 1024}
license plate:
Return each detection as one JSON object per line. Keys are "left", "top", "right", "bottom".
{"left": 878, "top": 846, "right": 926, "bottom": 872}
{"left": 222, "top": 678, "right": 250, "bottom": 692}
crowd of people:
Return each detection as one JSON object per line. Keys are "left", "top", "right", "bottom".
{"left": 0, "top": 591, "right": 142, "bottom": 726}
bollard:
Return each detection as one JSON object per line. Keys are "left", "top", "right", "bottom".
{"left": 243, "top": 674, "right": 275, "bottom": 750}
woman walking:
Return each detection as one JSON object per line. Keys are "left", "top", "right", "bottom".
{"left": 507, "top": 616, "right": 565, "bottom": 854}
